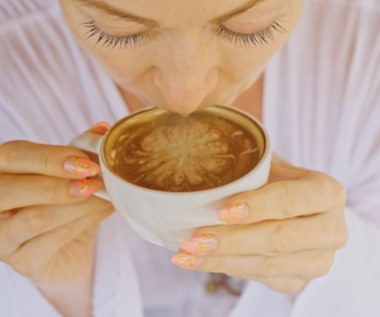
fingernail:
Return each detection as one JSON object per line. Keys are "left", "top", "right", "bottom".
{"left": 90, "top": 122, "right": 111, "bottom": 134}
{"left": 69, "top": 178, "right": 104, "bottom": 197}
{"left": 63, "top": 156, "right": 101, "bottom": 178}
{"left": 181, "top": 235, "right": 218, "bottom": 255}
{"left": 171, "top": 253, "right": 204, "bottom": 269}
{"left": 217, "top": 203, "right": 250, "bottom": 224}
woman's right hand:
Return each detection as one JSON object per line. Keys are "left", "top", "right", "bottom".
{"left": 0, "top": 134, "right": 113, "bottom": 292}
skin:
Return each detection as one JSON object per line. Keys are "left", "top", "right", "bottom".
{"left": 60, "top": 0, "right": 303, "bottom": 114}
{"left": 0, "top": 0, "right": 348, "bottom": 316}
{"left": 0, "top": 125, "right": 113, "bottom": 317}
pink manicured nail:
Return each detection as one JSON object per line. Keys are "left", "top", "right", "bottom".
{"left": 171, "top": 253, "right": 204, "bottom": 269}
{"left": 217, "top": 203, "right": 250, "bottom": 224}
{"left": 181, "top": 235, "right": 218, "bottom": 255}
{"left": 90, "top": 122, "right": 111, "bottom": 134}
{"left": 63, "top": 156, "right": 100, "bottom": 178}
{"left": 69, "top": 178, "right": 104, "bottom": 197}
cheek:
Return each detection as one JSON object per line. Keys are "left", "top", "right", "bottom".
{"left": 218, "top": 44, "right": 278, "bottom": 83}
{"left": 80, "top": 34, "right": 152, "bottom": 82}
{"left": 222, "top": 0, "right": 303, "bottom": 80}
{"left": 88, "top": 49, "right": 151, "bottom": 82}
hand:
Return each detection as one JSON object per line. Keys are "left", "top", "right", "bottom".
{"left": 172, "top": 154, "right": 348, "bottom": 293}
{"left": 0, "top": 123, "right": 113, "bottom": 291}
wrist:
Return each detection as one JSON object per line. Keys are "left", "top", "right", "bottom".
{"left": 38, "top": 278, "right": 93, "bottom": 317}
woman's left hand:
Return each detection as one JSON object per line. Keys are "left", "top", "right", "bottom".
{"left": 171, "top": 154, "right": 348, "bottom": 293}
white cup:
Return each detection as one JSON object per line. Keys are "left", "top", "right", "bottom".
{"left": 69, "top": 105, "right": 271, "bottom": 250}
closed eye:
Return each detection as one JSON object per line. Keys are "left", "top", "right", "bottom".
{"left": 217, "top": 20, "right": 287, "bottom": 46}
{"left": 81, "top": 18, "right": 287, "bottom": 49}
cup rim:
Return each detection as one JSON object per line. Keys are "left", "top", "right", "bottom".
{"left": 100, "top": 105, "right": 271, "bottom": 196}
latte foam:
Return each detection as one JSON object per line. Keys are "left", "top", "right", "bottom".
{"left": 104, "top": 108, "right": 261, "bottom": 192}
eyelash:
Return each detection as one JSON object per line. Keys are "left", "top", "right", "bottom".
{"left": 217, "top": 21, "right": 286, "bottom": 46}
{"left": 82, "top": 21, "right": 147, "bottom": 48}
{"left": 81, "top": 19, "right": 286, "bottom": 49}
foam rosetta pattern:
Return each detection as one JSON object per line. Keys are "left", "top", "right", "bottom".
{"left": 107, "top": 111, "right": 260, "bottom": 192}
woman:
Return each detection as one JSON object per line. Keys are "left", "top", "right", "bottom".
{"left": 0, "top": 0, "right": 379, "bottom": 316}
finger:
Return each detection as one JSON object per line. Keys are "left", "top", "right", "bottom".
{"left": 0, "top": 210, "right": 17, "bottom": 222}
{"left": 219, "top": 171, "right": 347, "bottom": 224}
{"left": 172, "top": 250, "right": 335, "bottom": 279}
{"left": 0, "top": 141, "right": 100, "bottom": 178}
{"left": 3, "top": 208, "right": 113, "bottom": 279}
{"left": 185, "top": 212, "right": 347, "bottom": 256}
{"left": 89, "top": 122, "right": 111, "bottom": 135}
{"left": 0, "top": 175, "right": 104, "bottom": 211}
{"left": 252, "top": 276, "right": 308, "bottom": 293}
{"left": 0, "top": 197, "right": 112, "bottom": 257}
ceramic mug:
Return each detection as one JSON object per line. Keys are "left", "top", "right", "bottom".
{"left": 69, "top": 105, "right": 271, "bottom": 250}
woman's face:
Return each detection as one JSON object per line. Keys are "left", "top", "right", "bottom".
{"left": 60, "top": 0, "right": 303, "bottom": 114}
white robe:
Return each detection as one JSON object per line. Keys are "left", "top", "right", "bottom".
{"left": 1, "top": 0, "right": 380, "bottom": 316}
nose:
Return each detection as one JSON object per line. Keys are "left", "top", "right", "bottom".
{"left": 152, "top": 38, "right": 218, "bottom": 115}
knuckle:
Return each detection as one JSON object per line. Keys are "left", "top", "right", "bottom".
{"left": 335, "top": 229, "right": 348, "bottom": 249}
{"left": 23, "top": 209, "right": 46, "bottom": 233}
{"left": 268, "top": 278, "right": 306, "bottom": 293}
{"left": 38, "top": 150, "right": 52, "bottom": 170}
{"left": 0, "top": 234, "right": 10, "bottom": 260}
{"left": 224, "top": 230, "right": 240, "bottom": 255}
{"left": 0, "top": 141, "right": 16, "bottom": 170}
{"left": 2, "top": 209, "right": 46, "bottom": 249}
{"left": 324, "top": 216, "right": 340, "bottom": 237}
{"left": 328, "top": 176, "right": 347, "bottom": 202}
{"left": 279, "top": 182, "right": 297, "bottom": 216}
{"left": 0, "top": 178, "right": 9, "bottom": 208}
{"left": 0, "top": 141, "right": 30, "bottom": 170}
{"left": 286, "top": 279, "right": 307, "bottom": 293}
{"left": 306, "top": 252, "right": 335, "bottom": 278}
{"left": 53, "top": 224, "right": 73, "bottom": 242}
{"left": 8, "top": 258, "right": 34, "bottom": 277}
{"left": 316, "top": 173, "right": 347, "bottom": 207}
{"left": 41, "top": 178, "right": 65, "bottom": 201}
{"left": 325, "top": 215, "right": 348, "bottom": 249}
{"left": 335, "top": 185, "right": 348, "bottom": 205}
{"left": 273, "top": 223, "right": 296, "bottom": 253}
{"left": 291, "top": 281, "right": 307, "bottom": 293}
{"left": 213, "top": 256, "right": 227, "bottom": 273}
{"left": 314, "top": 258, "right": 334, "bottom": 277}
{"left": 261, "top": 256, "right": 277, "bottom": 278}
{"left": 0, "top": 210, "right": 14, "bottom": 222}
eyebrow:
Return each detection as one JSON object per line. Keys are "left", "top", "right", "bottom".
{"left": 214, "top": 0, "right": 267, "bottom": 22}
{"left": 76, "top": 0, "right": 157, "bottom": 26}
{"left": 75, "top": 0, "right": 267, "bottom": 26}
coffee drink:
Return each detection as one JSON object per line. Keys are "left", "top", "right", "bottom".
{"left": 103, "top": 106, "right": 265, "bottom": 192}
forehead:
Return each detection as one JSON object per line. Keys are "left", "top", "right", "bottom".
{"left": 89, "top": 0, "right": 263, "bottom": 23}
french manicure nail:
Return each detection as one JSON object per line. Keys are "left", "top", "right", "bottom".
{"left": 69, "top": 178, "right": 104, "bottom": 197}
{"left": 217, "top": 203, "right": 250, "bottom": 224}
{"left": 64, "top": 156, "right": 101, "bottom": 178}
{"left": 181, "top": 235, "right": 218, "bottom": 255}
{"left": 171, "top": 253, "right": 204, "bottom": 269}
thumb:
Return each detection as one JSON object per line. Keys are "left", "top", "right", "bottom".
{"left": 88, "top": 122, "right": 111, "bottom": 135}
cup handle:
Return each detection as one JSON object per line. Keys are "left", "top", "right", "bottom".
{"left": 69, "top": 132, "right": 110, "bottom": 201}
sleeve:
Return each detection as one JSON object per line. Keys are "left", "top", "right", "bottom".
{"left": 232, "top": 1, "right": 380, "bottom": 316}
{"left": 0, "top": 2, "right": 68, "bottom": 315}
{"left": 1, "top": 2, "right": 144, "bottom": 316}
{"left": 290, "top": 0, "right": 380, "bottom": 315}
{"left": 0, "top": 214, "right": 144, "bottom": 317}
{"left": 0, "top": 264, "right": 62, "bottom": 317}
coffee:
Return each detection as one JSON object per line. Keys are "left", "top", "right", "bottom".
{"left": 103, "top": 106, "right": 264, "bottom": 192}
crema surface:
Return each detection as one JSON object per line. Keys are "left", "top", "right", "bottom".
{"left": 105, "top": 110, "right": 260, "bottom": 192}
